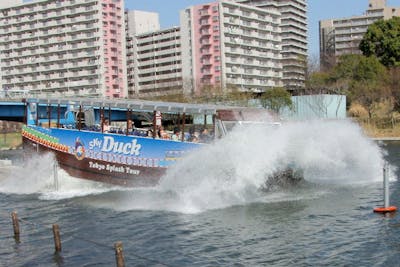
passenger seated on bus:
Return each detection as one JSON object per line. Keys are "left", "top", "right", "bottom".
{"left": 158, "top": 126, "right": 170, "bottom": 139}
{"left": 187, "top": 126, "right": 199, "bottom": 143}
{"left": 191, "top": 132, "right": 200, "bottom": 143}
{"left": 187, "top": 126, "right": 195, "bottom": 142}
{"left": 103, "top": 118, "right": 110, "bottom": 133}
{"left": 183, "top": 132, "right": 190, "bottom": 141}
{"left": 171, "top": 127, "right": 181, "bottom": 141}
{"left": 147, "top": 129, "right": 154, "bottom": 138}
{"left": 132, "top": 129, "right": 140, "bottom": 136}
{"left": 139, "top": 129, "right": 148, "bottom": 136}
{"left": 199, "top": 127, "right": 212, "bottom": 143}
{"left": 127, "top": 119, "right": 134, "bottom": 134}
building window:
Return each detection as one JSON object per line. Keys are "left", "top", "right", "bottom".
{"left": 244, "top": 68, "right": 252, "bottom": 74}
{"left": 243, "top": 39, "right": 252, "bottom": 44}
{"left": 242, "top": 20, "right": 251, "bottom": 26}
{"left": 200, "top": 19, "right": 208, "bottom": 25}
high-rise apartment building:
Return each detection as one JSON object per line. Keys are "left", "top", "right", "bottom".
{"left": 319, "top": 0, "right": 400, "bottom": 70}
{"left": 125, "top": 11, "right": 182, "bottom": 98}
{"left": 234, "top": 0, "right": 307, "bottom": 90}
{"left": 0, "top": 0, "right": 307, "bottom": 98}
{"left": 0, "top": 0, "right": 127, "bottom": 98}
{"left": 180, "top": 1, "right": 282, "bottom": 95}
{"left": 125, "top": 10, "right": 160, "bottom": 97}
{"left": 134, "top": 27, "right": 182, "bottom": 97}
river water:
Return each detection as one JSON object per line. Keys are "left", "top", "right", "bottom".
{"left": 0, "top": 120, "right": 400, "bottom": 267}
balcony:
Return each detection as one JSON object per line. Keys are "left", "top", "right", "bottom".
{"left": 200, "top": 29, "right": 210, "bottom": 35}
{"left": 200, "top": 49, "right": 211, "bottom": 55}
{"left": 201, "top": 40, "right": 211, "bottom": 47}
{"left": 199, "top": 9, "right": 210, "bottom": 16}
{"left": 199, "top": 20, "right": 210, "bottom": 27}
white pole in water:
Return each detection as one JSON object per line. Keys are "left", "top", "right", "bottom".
{"left": 384, "top": 162, "right": 389, "bottom": 208}
{"left": 374, "top": 161, "right": 396, "bottom": 213}
{"left": 53, "top": 162, "right": 58, "bottom": 191}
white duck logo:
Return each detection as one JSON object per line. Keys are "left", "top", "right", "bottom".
{"left": 74, "top": 137, "right": 85, "bottom": 160}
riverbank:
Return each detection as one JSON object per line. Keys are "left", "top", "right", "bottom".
{"left": 357, "top": 120, "right": 400, "bottom": 140}
{"left": 0, "top": 132, "right": 22, "bottom": 150}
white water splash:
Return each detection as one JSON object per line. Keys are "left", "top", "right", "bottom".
{"left": 154, "top": 119, "right": 385, "bottom": 213}
{"left": 39, "top": 168, "right": 123, "bottom": 201}
{"left": 0, "top": 153, "right": 55, "bottom": 194}
{"left": 0, "top": 152, "right": 120, "bottom": 198}
{"left": 0, "top": 120, "right": 387, "bottom": 214}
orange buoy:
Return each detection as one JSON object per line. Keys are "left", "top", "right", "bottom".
{"left": 373, "top": 206, "right": 397, "bottom": 213}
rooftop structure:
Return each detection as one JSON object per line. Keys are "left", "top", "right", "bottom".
{"left": 125, "top": 10, "right": 160, "bottom": 36}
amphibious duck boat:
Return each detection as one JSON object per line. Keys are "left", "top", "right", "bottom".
{"left": 21, "top": 97, "right": 300, "bottom": 187}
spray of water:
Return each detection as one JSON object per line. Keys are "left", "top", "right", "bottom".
{"left": 0, "top": 153, "right": 55, "bottom": 194}
{"left": 154, "top": 119, "right": 385, "bottom": 213}
{"left": 0, "top": 152, "right": 118, "bottom": 198}
{"left": 0, "top": 120, "right": 386, "bottom": 213}
{"left": 39, "top": 169, "right": 123, "bottom": 201}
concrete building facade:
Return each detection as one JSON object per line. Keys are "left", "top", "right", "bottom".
{"left": 125, "top": 11, "right": 183, "bottom": 98}
{"left": 0, "top": 0, "right": 128, "bottom": 98}
{"left": 319, "top": 0, "right": 400, "bottom": 70}
{"left": 180, "top": 1, "right": 282, "bottom": 95}
{"left": 235, "top": 0, "right": 308, "bottom": 90}
{"left": 125, "top": 10, "right": 160, "bottom": 97}
{"left": 0, "top": 0, "right": 307, "bottom": 98}
{"left": 134, "top": 27, "right": 182, "bottom": 97}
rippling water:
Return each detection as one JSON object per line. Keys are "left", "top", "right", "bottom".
{"left": 0, "top": 121, "right": 400, "bottom": 266}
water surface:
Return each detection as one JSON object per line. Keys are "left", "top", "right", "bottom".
{"left": 0, "top": 121, "right": 399, "bottom": 266}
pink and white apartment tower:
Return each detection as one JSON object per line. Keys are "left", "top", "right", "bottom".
{"left": 180, "top": 1, "right": 282, "bottom": 95}
{"left": 0, "top": 0, "right": 128, "bottom": 98}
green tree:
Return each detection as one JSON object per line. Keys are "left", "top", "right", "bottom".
{"left": 332, "top": 54, "right": 390, "bottom": 117}
{"left": 306, "top": 71, "right": 333, "bottom": 92}
{"left": 359, "top": 17, "right": 400, "bottom": 67}
{"left": 387, "top": 67, "right": 400, "bottom": 112}
{"left": 259, "top": 87, "right": 292, "bottom": 114}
